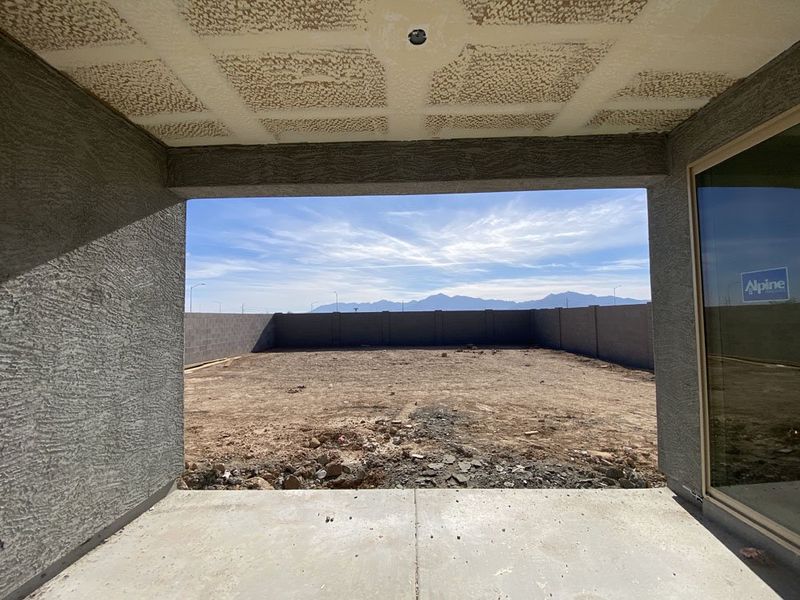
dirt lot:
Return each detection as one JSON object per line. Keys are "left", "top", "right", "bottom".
{"left": 182, "top": 347, "right": 663, "bottom": 491}
{"left": 707, "top": 356, "right": 800, "bottom": 487}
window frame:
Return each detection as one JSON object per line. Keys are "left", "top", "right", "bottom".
{"left": 687, "top": 104, "right": 800, "bottom": 552}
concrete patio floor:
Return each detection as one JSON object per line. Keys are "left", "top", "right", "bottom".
{"left": 29, "top": 489, "right": 794, "bottom": 599}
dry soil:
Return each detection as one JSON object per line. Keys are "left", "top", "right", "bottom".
{"left": 182, "top": 347, "right": 663, "bottom": 491}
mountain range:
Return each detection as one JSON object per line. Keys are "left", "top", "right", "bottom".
{"left": 311, "top": 291, "right": 647, "bottom": 313}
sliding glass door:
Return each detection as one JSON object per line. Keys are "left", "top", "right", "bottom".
{"left": 694, "top": 116, "right": 800, "bottom": 544}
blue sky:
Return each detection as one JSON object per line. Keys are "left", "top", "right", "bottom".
{"left": 698, "top": 186, "right": 799, "bottom": 306}
{"left": 185, "top": 189, "right": 651, "bottom": 313}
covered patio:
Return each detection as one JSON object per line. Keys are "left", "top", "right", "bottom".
{"left": 27, "top": 489, "right": 796, "bottom": 599}
{"left": 1, "top": 1, "right": 799, "bottom": 598}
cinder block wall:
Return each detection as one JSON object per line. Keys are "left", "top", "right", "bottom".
{"left": 0, "top": 36, "right": 184, "bottom": 600}
{"left": 267, "top": 307, "right": 654, "bottom": 370}
{"left": 184, "top": 313, "right": 274, "bottom": 365}
{"left": 531, "top": 308, "right": 562, "bottom": 348}
{"left": 389, "top": 311, "right": 437, "bottom": 346}
{"left": 560, "top": 307, "right": 599, "bottom": 357}
{"left": 648, "top": 42, "right": 800, "bottom": 503}
{"left": 531, "top": 305, "right": 654, "bottom": 369}
{"left": 597, "top": 304, "right": 654, "bottom": 370}
{"left": 705, "top": 304, "right": 800, "bottom": 366}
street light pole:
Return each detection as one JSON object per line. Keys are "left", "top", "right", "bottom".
{"left": 334, "top": 291, "right": 339, "bottom": 312}
{"left": 613, "top": 286, "right": 620, "bottom": 306}
{"left": 213, "top": 301, "right": 222, "bottom": 313}
{"left": 189, "top": 282, "right": 205, "bottom": 312}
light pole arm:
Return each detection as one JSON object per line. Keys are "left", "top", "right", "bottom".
{"left": 188, "top": 282, "right": 205, "bottom": 312}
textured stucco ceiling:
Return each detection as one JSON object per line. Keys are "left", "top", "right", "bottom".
{"left": 2, "top": 0, "right": 799, "bottom": 146}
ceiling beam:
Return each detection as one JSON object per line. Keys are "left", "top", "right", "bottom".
{"left": 167, "top": 133, "right": 667, "bottom": 198}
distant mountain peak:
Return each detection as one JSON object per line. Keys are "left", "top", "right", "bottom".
{"left": 310, "top": 291, "right": 647, "bottom": 313}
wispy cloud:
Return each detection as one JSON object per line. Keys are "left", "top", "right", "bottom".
{"left": 186, "top": 257, "right": 265, "bottom": 279}
{"left": 385, "top": 210, "right": 425, "bottom": 217}
{"left": 184, "top": 190, "right": 651, "bottom": 312}
{"left": 588, "top": 258, "right": 650, "bottom": 272}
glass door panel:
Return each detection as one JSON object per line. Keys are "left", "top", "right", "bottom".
{"left": 695, "top": 122, "right": 800, "bottom": 537}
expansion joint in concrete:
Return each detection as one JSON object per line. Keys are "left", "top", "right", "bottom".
{"left": 413, "top": 489, "right": 420, "bottom": 600}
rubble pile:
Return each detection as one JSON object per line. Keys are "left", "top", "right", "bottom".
{"left": 181, "top": 404, "right": 663, "bottom": 491}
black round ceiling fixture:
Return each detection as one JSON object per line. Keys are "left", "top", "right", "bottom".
{"left": 408, "top": 29, "right": 427, "bottom": 45}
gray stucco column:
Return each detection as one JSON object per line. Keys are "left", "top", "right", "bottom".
{"left": 648, "top": 43, "right": 800, "bottom": 503}
{"left": 0, "top": 35, "right": 185, "bottom": 600}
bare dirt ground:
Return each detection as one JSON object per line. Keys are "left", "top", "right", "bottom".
{"left": 182, "top": 347, "right": 664, "bottom": 491}
{"left": 707, "top": 356, "right": 800, "bottom": 486}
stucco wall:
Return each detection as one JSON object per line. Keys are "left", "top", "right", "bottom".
{"left": 648, "top": 42, "right": 800, "bottom": 502}
{"left": 0, "top": 36, "right": 184, "bottom": 600}
{"left": 168, "top": 134, "right": 667, "bottom": 199}
{"left": 184, "top": 313, "right": 274, "bottom": 365}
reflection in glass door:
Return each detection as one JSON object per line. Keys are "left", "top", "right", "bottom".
{"left": 695, "top": 120, "right": 800, "bottom": 543}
